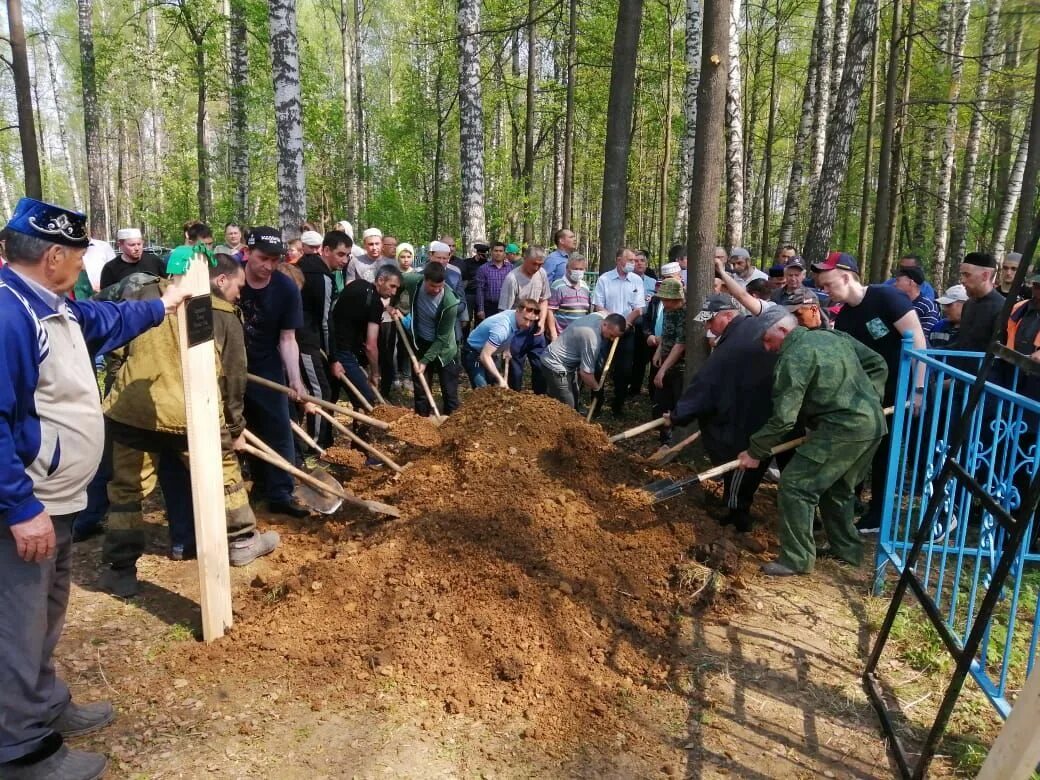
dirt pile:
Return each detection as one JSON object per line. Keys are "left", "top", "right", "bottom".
{"left": 178, "top": 388, "right": 732, "bottom": 751}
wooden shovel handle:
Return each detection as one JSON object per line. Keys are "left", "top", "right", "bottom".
{"left": 392, "top": 318, "right": 442, "bottom": 419}
{"left": 586, "top": 336, "right": 621, "bottom": 422}
{"left": 312, "top": 406, "right": 404, "bottom": 473}
{"left": 241, "top": 431, "right": 399, "bottom": 517}
{"left": 246, "top": 373, "right": 389, "bottom": 430}
{"left": 336, "top": 374, "right": 375, "bottom": 412}
{"left": 289, "top": 420, "right": 325, "bottom": 457}
{"left": 648, "top": 429, "right": 701, "bottom": 462}
{"left": 609, "top": 417, "right": 667, "bottom": 443}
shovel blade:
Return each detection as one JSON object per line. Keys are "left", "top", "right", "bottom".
{"left": 294, "top": 468, "right": 345, "bottom": 515}
{"left": 643, "top": 477, "right": 679, "bottom": 493}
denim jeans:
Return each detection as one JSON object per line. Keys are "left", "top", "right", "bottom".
{"left": 507, "top": 329, "right": 547, "bottom": 394}
{"left": 243, "top": 369, "right": 296, "bottom": 504}
{"left": 462, "top": 344, "right": 489, "bottom": 388}
{"left": 334, "top": 349, "right": 379, "bottom": 407}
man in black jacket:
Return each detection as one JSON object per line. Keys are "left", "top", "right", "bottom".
{"left": 664, "top": 296, "right": 782, "bottom": 532}
{"left": 297, "top": 230, "right": 352, "bottom": 447}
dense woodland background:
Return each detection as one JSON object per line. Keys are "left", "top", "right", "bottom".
{"left": 0, "top": 0, "right": 1038, "bottom": 286}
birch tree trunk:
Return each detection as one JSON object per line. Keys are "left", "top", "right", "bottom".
{"left": 9, "top": 0, "right": 40, "bottom": 198}
{"left": 991, "top": 127, "right": 1028, "bottom": 259}
{"left": 829, "top": 0, "right": 849, "bottom": 110}
{"left": 598, "top": 0, "right": 644, "bottom": 268}
{"left": 458, "top": 0, "right": 488, "bottom": 250}
{"left": 658, "top": 5, "right": 676, "bottom": 263}
{"left": 353, "top": 0, "right": 367, "bottom": 213}
{"left": 724, "top": 0, "right": 744, "bottom": 248}
{"left": 522, "top": 0, "right": 537, "bottom": 244}
{"left": 229, "top": 0, "right": 249, "bottom": 219}
{"left": 146, "top": 5, "right": 164, "bottom": 219}
{"left": 948, "top": 0, "right": 1003, "bottom": 266}
{"left": 685, "top": 0, "right": 729, "bottom": 374}
{"left": 673, "top": 0, "right": 701, "bottom": 239}
{"left": 801, "top": 0, "right": 878, "bottom": 267}
{"left": 759, "top": 0, "right": 780, "bottom": 257}
{"left": 1014, "top": 51, "right": 1040, "bottom": 253}
{"left": 931, "top": 0, "right": 969, "bottom": 282}
{"left": 868, "top": 0, "right": 903, "bottom": 280}
{"left": 269, "top": 0, "right": 307, "bottom": 237}
{"left": 77, "top": 0, "right": 105, "bottom": 235}
{"left": 808, "top": 0, "right": 833, "bottom": 191}
{"left": 777, "top": 0, "right": 828, "bottom": 248}
{"left": 561, "top": 0, "right": 577, "bottom": 227}
{"left": 856, "top": 28, "right": 878, "bottom": 261}
{"left": 0, "top": 159, "right": 12, "bottom": 218}
{"left": 193, "top": 39, "right": 211, "bottom": 220}
{"left": 42, "top": 32, "right": 80, "bottom": 208}
{"left": 338, "top": 0, "right": 359, "bottom": 218}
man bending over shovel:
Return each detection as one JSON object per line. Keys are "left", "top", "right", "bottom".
{"left": 736, "top": 311, "right": 888, "bottom": 577}
{"left": 99, "top": 250, "right": 280, "bottom": 597}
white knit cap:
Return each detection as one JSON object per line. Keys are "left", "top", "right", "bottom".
{"left": 335, "top": 220, "right": 354, "bottom": 239}
{"left": 300, "top": 230, "right": 323, "bottom": 247}
{"left": 661, "top": 262, "right": 681, "bottom": 277}
{"left": 396, "top": 242, "right": 415, "bottom": 259}
{"left": 116, "top": 228, "right": 142, "bottom": 241}
{"left": 429, "top": 240, "right": 450, "bottom": 254}
{"left": 362, "top": 227, "right": 383, "bottom": 240}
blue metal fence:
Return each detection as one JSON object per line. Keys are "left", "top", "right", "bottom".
{"left": 875, "top": 335, "right": 1040, "bottom": 717}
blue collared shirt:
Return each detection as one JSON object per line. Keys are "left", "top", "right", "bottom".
{"left": 544, "top": 249, "right": 570, "bottom": 284}
{"left": 592, "top": 269, "right": 644, "bottom": 317}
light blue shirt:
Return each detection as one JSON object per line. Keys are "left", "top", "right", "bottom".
{"left": 640, "top": 274, "right": 656, "bottom": 304}
{"left": 592, "top": 269, "right": 644, "bottom": 317}
{"left": 544, "top": 249, "right": 570, "bottom": 284}
{"left": 466, "top": 309, "right": 518, "bottom": 351}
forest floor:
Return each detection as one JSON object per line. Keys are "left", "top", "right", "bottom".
{"left": 56, "top": 389, "right": 1004, "bottom": 778}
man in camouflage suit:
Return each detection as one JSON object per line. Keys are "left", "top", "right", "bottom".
{"left": 737, "top": 310, "right": 888, "bottom": 576}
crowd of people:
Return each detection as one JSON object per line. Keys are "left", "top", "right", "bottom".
{"left": 2, "top": 191, "right": 1038, "bottom": 778}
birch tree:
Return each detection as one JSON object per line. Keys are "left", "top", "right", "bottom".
{"left": 724, "top": 0, "right": 743, "bottom": 248}
{"left": 868, "top": 0, "right": 903, "bottom": 279}
{"left": 229, "top": 0, "right": 249, "bottom": 219}
{"left": 42, "top": 32, "right": 81, "bottom": 209}
{"left": 808, "top": 0, "right": 832, "bottom": 190}
{"left": 1014, "top": 51, "right": 1040, "bottom": 254}
{"left": 931, "top": 0, "right": 969, "bottom": 281}
{"left": 673, "top": 0, "right": 702, "bottom": 239}
{"left": 991, "top": 127, "right": 1028, "bottom": 260}
{"left": 269, "top": 0, "right": 307, "bottom": 237}
{"left": 458, "top": 0, "right": 487, "bottom": 249}
{"left": 77, "top": 0, "right": 106, "bottom": 235}
{"left": 801, "top": 0, "right": 878, "bottom": 267}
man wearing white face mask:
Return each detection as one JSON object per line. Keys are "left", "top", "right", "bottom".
{"left": 593, "top": 247, "right": 645, "bottom": 417}
{"left": 547, "top": 254, "right": 592, "bottom": 338}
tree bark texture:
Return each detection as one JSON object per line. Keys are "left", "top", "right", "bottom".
{"left": 338, "top": 0, "right": 359, "bottom": 219}
{"left": 856, "top": 27, "right": 879, "bottom": 262}
{"left": 829, "top": 0, "right": 849, "bottom": 111}
{"left": 808, "top": 0, "right": 833, "bottom": 193}
{"left": 522, "top": 0, "right": 537, "bottom": 244}
{"left": 562, "top": 0, "right": 577, "bottom": 228}
{"left": 658, "top": 4, "right": 676, "bottom": 264}
{"left": 194, "top": 40, "right": 211, "bottom": 221}
{"left": 77, "top": 0, "right": 105, "bottom": 235}
{"left": 269, "top": 0, "right": 307, "bottom": 238}
{"left": 991, "top": 126, "right": 1028, "bottom": 260}
{"left": 931, "top": 0, "right": 970, "bottom": 281}
{"left": 458, "top": 0, "right": 488, "bottom": 250}
{"left": 801, "top": 0, "right": 878, "bottom": 268}
{"left": 229, "top": 0, "right": 249, "bottom": 220}
{"left": 9, "top": 0, "right": 40, "bottom": 199}
{"left": 759, "top": 0, "right": 780, "bottom": 258}
{"left": 598, "top": 0, "right": 644, "bottom": 268}
{"left": 724, "top": 0, "right": 743, "bottom": 248}
{"left": 777, "top": 0, "right": 827, "bottom": 249}
{"left": 146, "top": 5, "right": 164, "bottom": 220}
{"left": 353, "top": 0, "right": 367, "bottom": 214}
{"left": 1014, "top": 51, "right": 1040, "bottom": 254}
{"left": 673, "top": 0, "right": 702, "bottom": 240}
{"left": 949, "top": 0, "right": 1003, "bottom": 267}
{"left": 42, "top": 32, "right": 81, "bottom": 209}
{"left": 684, "top": 0, "right": 729, "bottom": 375}
{"left": 868, "top": 0, "right": 903, "bottom": 281}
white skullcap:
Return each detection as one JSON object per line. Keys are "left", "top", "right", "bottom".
{"left": 362, "top": 227, "right": 383, "bottom": 240}
{"left": 300, "top": 230, "right": 323, "bottom": 247}
{"left": 116, "top": 228, "right": 142, "bottom": 241}
{"left": 661, "top": 262, "right": 681, "bottom": 277}
{"left": 429, "top": 240, "right": 450, "bottom": 254}
{"left": 396, "top": 242, "right": 415, "bottom": 259}
{"left": 335, "top": 220, "right": 354, "bottom": 239}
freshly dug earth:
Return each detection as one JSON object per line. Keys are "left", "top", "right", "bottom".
{"left": 174, "top": 388, "right": 728, "bottom": 755}
{"left": 322, "top": 445, "right": 367, "bottom": 469}
{"left": 370, "top": 403, "right": 443, "bottom": 447}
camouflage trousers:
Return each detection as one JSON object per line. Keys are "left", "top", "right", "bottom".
{"left": 776, "top": 434, "right": 881, "bottom": 573}
{"left": 102, "top": 423, "right": 255, "bottom": 570}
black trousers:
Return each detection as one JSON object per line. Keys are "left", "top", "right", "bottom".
{"left": 629, "top": 324, "right": 653, "bottom": 396}
{"left": 299, "top": 347, "right": 334, "bottom": 449}
{"left": 609, "top": 328, "right": 637, "bottom": 414}
{"left": 722, "top": 460, "right": 772, "bottom": 514}
{"left": 649, "top": 365, "right": 684, "bottom": 443}
{"left": 413, "top": 339, "right": 461, "bottom": 416}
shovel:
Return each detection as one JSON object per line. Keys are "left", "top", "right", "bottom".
{"left": 243, "top": 429, "right": 343, "bottom": 514}
{"left": 586, "top": 336, "right": 619, "bottom": 422}
{"left": 247, "top": 373, "right": 391, "bottom": 430}
{"left": 609, "top": 417, "right": 667, "bottom": 443}
{"left": 241, "top": 430, "right": 400, "bottom": 518}
{"left": 647, "top": 430, "right": 702, "bottom": 464}
{"left": 393, "top": 317, "right": 443, "bottom": 421}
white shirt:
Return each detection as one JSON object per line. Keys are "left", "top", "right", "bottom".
{"left": 592, "top": 269, "right": 644, "bottom": 317}
{"left": 83, "top": 238, "right": 116, "bottom": 291}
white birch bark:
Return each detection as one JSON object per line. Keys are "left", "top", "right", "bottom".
{"left": 724, "top": 0, "right": 744, "bottom": 247}
{"left": 808, "top": 0, "right": 833, "bottom": 192}
{"left": 269, "top": 0, "right": 307, "bottom": 237}
{"left": 458, "top": 0, "right": 487, "bottom": 249}
{"left": 949, "top": 0, "right": 1003, "bottom": 265}
{"left": 229, "top": 0, "right": 249, "bottom": 218}
{"left": 42, "top": 32, "right": 81, "bottom": 209}
{"left": 931, "top": 0, "right": 969, "bottom": 280}
{"left": 146, "top": 5, "right": 163, "bottom": 216}
{"left": 991, "top": 126, "right": 1029, "bottom": 260}
{"left": 829, "top": 0, "right": 849, "bottom": 107}
{"left": 673, "top": 0, "right": 701, "bottom": 239}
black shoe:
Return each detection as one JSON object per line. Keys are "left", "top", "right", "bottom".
{"left": 99, "top": 567, "right": 139, "bottom": 598}
{"left": 71, "top": 523, "right": 105, "bottom": 543}
{"left": 268, "top": 499, "right": 311, "bottom": 518}
{"left": 720, "top": 510, "right": 753, "bottom": 533}
{"left": 49, "top": 700, "right": 115, "bottom": 738}
{"left": 817, "top": 547, "right": 862, "bottom": 566}
{"left": 1, "top": 743, "right": 108, "bottom": 780}
{"left": 856, "top": 515, "right": 881, "bottom": 536}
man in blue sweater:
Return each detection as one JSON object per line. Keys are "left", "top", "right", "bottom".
{"left": 0, "top": 198, "right": 189, "bottom": 780}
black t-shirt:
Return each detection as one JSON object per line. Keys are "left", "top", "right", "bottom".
{"left": 834, "top": 284, "right": 914, "bottom": 404}
{"left": 99, "top": 252, "right": 166, "bottom": 289}
{"left": 331, "top": 279, "right": 384, "bottom": 362}
{"left": 957, "top": 289, "right": 1005, "bottom": 353}
{"left": 238, "top": 271, "right": 304, "bottom": 376}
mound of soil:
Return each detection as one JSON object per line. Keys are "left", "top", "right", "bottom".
{"left": 177, "top": 388, "right": 736, "bottom": 752}
{"left": 323, "top": 446, "right": 366, "bottom": 469}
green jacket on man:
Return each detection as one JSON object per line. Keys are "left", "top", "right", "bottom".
{"left": 400, "top": 270, "right": 460, "bottom": 367}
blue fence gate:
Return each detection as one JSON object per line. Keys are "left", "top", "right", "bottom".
{"left": 866, "top": 334, "right": 1040, "bottom": 778}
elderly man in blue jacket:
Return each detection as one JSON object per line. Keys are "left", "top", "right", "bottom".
{"left": 0, "top": 198, "right": 189, "bottom": 780}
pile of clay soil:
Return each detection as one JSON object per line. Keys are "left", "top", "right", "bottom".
{"left": 175, "top": 388, "right": 744, "bottom": 752}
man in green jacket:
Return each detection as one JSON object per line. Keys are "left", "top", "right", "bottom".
{"left": 99, "top": 252, "right": 279, "bottom": 597}
{"left": 737, "top": 310, "right": 888, "bottom": 576}
{"left": 395, "top": 262, "right": 462, "bottom": 415}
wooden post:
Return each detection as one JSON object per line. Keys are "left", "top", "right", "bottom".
{"left": 976, "top": 666, "right": 1040, "bottom": 780}
{"left": 173, "top": 252, "right": 232, "bottom": 641}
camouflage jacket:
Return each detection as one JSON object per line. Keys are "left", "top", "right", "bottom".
{"left": 748, "top": 327, "right": 887, "bottom": 460}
